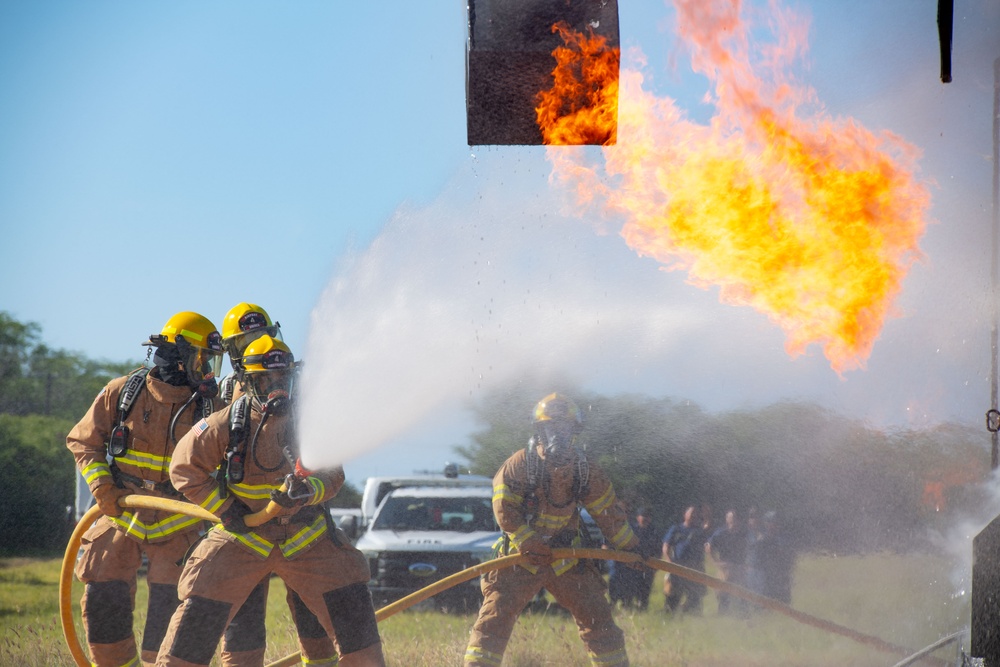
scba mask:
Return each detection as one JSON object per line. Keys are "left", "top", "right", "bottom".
{"left": 175, "top": 335, "right": 223, "bottom": 396}
{"left": 539, "top": 420, "right": 577, "bottom": 460}
{"left": 248, "top": 369, "right": 295, "bottom": 416}
{"left": 240, "top": 335, "right": 296, "bottom": 415}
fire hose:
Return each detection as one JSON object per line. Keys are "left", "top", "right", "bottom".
{"left": 61, "top": 498, "right": 950, "bottom": 667}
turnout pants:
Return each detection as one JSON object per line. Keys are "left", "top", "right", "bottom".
{"left": 465, "top": 560, "right": 628, "bottom": 667}
{"left": 75, "top": 517, "right": 201, "bottom": 667}
{"left": 155, "top": 527, "right": 379, "bottom": 667}
{"left": 220, "top": 577, "right": 338, "bottom": 667}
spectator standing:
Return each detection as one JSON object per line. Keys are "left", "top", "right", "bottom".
{"left": 661, "top": 506, "right": 707, "bottom": 615}
{"left": 607, "top": 506, "right": 658, "bottom": 611}
{"left": 707, "top": 510, "right": 748, "bottom": 615}
{"left": 748, "top": 511, "right": 794, "bottom": 604}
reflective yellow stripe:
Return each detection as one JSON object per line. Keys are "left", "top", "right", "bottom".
{"left": 509, "top": 525, "right": 535, "bottom": 549}
{"left": 306, "top": 477, "right": 325, "bottom": 505}
{"left": 585, "top": 485, "right": 615, "bottom": 515}
{"left": 106, "top": 654, "right": 142, "bottom": 667}
{"left": 198, "top": 486, "right": 227, "bottom": 514}
{"left": 590, "top": 646, "right": 629, "bottom": 666}
{"left": 552, "top": 558, "right": 577, "bottom": 575}
{"left": 115, "top": 450, "right": 170, "bottom": 474}
{"left": 609, "top": 523, "right": 635, "bottom": 549}
{"left": 493, "top": 484, "right": 522, "bottom": 504}
{"left": 533, "top": 512, "right": 571, "bottom": 532}
{"left": 82, "top": 461, "right": 112, "bottom": 485}
{"left": 217, "top": 524, "right": 274, "bottom": 558}
{"left": 109, "top": 511, "right": 202, "bottom": 541}
{"left": 280, "top": 515, "right": 328, "bottom": 558}
{"left": 464, "top": 646, "right": 503, "bottom": 666}
{"left": 302, "top": 656, "right": 339, "bottom": 666}
{"left": 230, "top": 481, "right": 281, "bottom": 501}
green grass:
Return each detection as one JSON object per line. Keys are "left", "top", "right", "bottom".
{"left": 0, "top": 552, "right": 971, "bottom": 666}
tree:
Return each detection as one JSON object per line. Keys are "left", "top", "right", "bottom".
{"left": 0, "top": 311, "right": 133, "bottom": 419}
{"left": 0, "top": 414, "right": 76, "bottom": 555}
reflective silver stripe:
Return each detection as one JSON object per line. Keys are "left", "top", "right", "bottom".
{"left": 493, "top": 484, "right": 522, "bottom": 504}
{"left": 110, "top": 511, "right": 202, "bottom": 541}
{"left": 280, "top": 515, "right": 328, "bottom": 558}
{"left": 585, "top": 485, "right": 615, "bottom": 515}
{"left": 83, "top": 461, "right": 112, "bottom": 485}
{"left": 115, "top": 450, "right": 170, "bottom": 474}
{"left": 218, "top": 524, "right": 274, "bottom": 558}
{"left": 229, "top": 481, "right": 280, "bottom": 501}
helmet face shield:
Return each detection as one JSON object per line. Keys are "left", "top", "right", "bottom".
{"left": 229, "top": 325, "right": 282, "bottom": 360}
{"left": 540, "top": 420, "right": 576, "bottom": 458}
{"left": 240, "top": 336, "right": 296, "bottom": 411}
{"left": 186, "top": 346, "right": 223, "bottom": 383}
{"left": 246, "top": 368, "right": 295, "bottom": 407}
{"left": 174, "top": 331, "right": 224, "bottom": 385}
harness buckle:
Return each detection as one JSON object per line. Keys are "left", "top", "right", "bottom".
{"left": 142, "top": 479, "right": 157, "bottom": 492}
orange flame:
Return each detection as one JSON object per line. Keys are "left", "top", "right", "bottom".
{"left": 547, "top": 0, "right": 931, "bottom": 374}
{"left": 535, "top": 22, "right": 620, "bottom": 146}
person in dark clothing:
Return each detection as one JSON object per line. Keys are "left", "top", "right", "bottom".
{"left": 607, "top": 507, "right": 659, "bottom": 611}
{"left": 661, "top": 506, "right": 707, "bottom": 615}
{"left": 747, "top": 511, "right": 794, "bottom": 605}
{"left": 707, "top": 509, "right": 748, "bottom": 615}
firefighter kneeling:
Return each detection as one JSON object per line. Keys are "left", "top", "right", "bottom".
{"left": 155, "top": 335, "right": 385, "bottom": 667}
{"left": 465, "top": 393, "right": 642, "bottom": 667}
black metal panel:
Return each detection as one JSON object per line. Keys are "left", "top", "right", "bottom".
{"left": 972, "top": 514, "right": 1000, "bottom": 664}
{"left": 466, "top": 0, "right": 620, "bottom": 146}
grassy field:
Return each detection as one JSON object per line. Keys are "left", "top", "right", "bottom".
{"left": 0, "top": 551, "right": 970, "bottom": 666}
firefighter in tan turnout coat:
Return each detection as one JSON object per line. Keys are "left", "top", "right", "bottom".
{"left": 465, "top": 393, "right": 640, "bottom": 667}
{"left": 214, "top": 302, "right": 338, "bottom": 667}
{"left": 67, "top": 311, "right": 225, "bottom": 667}
{"left": 155, "top": 335, "right": 385, "bottom": 667}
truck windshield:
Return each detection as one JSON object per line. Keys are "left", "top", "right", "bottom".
{"left": 372, "top": 496, "right": 497, "bottom": 532}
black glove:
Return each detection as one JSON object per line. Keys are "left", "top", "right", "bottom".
{"left": 219, "top": 499, "right": 253, "bottom": 534}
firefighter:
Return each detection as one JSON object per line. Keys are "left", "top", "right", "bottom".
{"left": 216, "top": 302, "right": 339, "bottom": 667}
{"left": 465, "top": 393, "right": 640, "bottom": 667}
{"left": 67, "top": 311, "right": 224, "bottom": 667}
{"left": 156, "top": 335, "right": 385, "bottom": 667}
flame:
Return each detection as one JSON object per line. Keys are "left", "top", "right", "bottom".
{"left": 546, "top": 0, "right": 932, "bottom": 374}
{"left": 535, "top": 22, "right": 620, "bottom": 146}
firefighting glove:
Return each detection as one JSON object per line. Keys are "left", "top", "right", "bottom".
{"left": 93, "top": 483, "right": 129, "bottom": 518}
{"left": 518, "top": 534, "right": 552, "bottom": 567}
{"left": 269, "top": 474, "right": 321, "bottom": 508}
{"left": 219, "top": 498, "right": 253, "bottom": 534}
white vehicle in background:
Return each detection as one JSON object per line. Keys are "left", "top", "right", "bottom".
{"left": 355, "top": 468, "right": 499, "bottom": 612}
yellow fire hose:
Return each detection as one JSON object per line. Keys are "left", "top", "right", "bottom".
{"left": 61, "top": 497, "right": 948, "bottom": 667}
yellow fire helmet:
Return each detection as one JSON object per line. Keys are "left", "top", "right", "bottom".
{"left": 240, "top": 334, "right": 296, "bottom": 408}
{"left": 532, "top": 393, "right": 583, "bottom": 430}
{"left": 144, "top": 311, "right": 224, "bottom": 382}
{"left": 221, "top": 302, "right": 282, "bottom": 359}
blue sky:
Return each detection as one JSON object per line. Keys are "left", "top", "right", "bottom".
{"left": 1, "top": 1, "right": 998, "bottom": 486}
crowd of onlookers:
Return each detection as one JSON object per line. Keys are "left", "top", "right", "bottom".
{"left": 606, "top": 504, "right": 795, "bottom": 614}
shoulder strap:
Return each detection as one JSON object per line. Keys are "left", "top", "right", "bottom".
{"left": 574, "top": 449, "right": 590, "bottom": 499}
{"left": 219, "top": 374, "right": 238, "bottom": 404}
{"left": 116, "top": 367, "right": 150, "bottom": 424}
{"left": 228, "top": 395, "right": 250, "bottom": 451}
